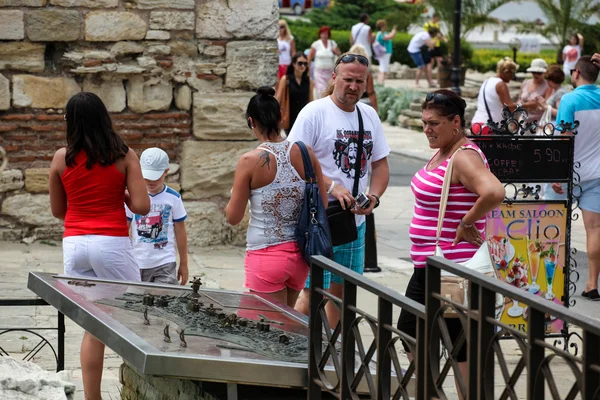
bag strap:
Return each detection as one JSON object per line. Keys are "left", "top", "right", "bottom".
{"left": 482, "top": 79, "right": 494, "bottom": 123}
{"left": 353, "top": 24, "right": 365, "bottom": 42}
{"left": 435, "top": 147, "right": 465, "bottom": 247}
{"left": 295, "top": 141, "right": 316, "bottom": 182}
{"left": 353, "top": 106, "right": 365, "bottom": 197}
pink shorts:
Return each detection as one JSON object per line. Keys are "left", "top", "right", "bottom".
{"left": 244, "top": 241, "right": 309, "bottom": 293}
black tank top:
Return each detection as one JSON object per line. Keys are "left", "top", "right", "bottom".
{"left": 288, "top": 74, "right": 310, "bottom": 131}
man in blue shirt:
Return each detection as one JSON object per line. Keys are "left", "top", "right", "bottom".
{"left": 554, "top": 55, "right": 600, "bottom": 300}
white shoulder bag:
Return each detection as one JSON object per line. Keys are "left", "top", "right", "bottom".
{"left": 435, "top": 147, "right": 496, "bottom": 317}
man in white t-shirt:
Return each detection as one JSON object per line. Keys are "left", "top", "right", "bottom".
{"left": 287, "top": 53, "right": 391, "bottom": 327}
{"left": 350, "top": 13, "right": 374, "bottom": 62}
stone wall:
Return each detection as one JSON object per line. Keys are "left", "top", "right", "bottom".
{"left": 0, "top": 0, "right": 278, "bottom": 245}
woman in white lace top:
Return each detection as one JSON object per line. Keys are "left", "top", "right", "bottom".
{"left": 226, "top": 86, "right": 328, "bottom": 307}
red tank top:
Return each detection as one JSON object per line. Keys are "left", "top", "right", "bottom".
{"left": 61, "top": 151, "right": 129, "bottom": 237}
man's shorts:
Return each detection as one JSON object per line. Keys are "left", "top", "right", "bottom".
{"left": 141, "top": 262, "right": 179, "bottom": 285}
{"left": 305, "top": 222, "right": 366, "bottom": 290}
{"left": 429, "top": 47, "right": 442, "bottom": 58}
{"left": 63, "top": 235, "right": 141, "bottom": 282}
{"left": 408, "top": 51, "right": 426, "bottom": 69}
{"left": 579, "top": 178, "right": 600, "bottom": 213}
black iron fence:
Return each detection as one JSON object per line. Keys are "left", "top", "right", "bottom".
{"left": 307, "top": 255, "right": 600, "bottom": 399}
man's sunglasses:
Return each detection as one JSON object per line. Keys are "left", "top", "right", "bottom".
{"left": 570, "top": 68, "right": 578, "bottom": 75}
{"left": 296, "top": 61, "right": 308, "bottom": 67}
{"left": 279, "top": 26, "right": 285, "bottom": 30}
{"left": 334, "top": 54, "right": 369, "bottom": 69}
{"left": 425, "top": 92, "right": 461, "bottom": 114}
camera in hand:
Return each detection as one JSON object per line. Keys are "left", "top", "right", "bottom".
{"left": 355, "top": 192, "right": 370, "bottom": 209}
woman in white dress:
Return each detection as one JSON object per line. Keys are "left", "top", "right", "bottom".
{"left": 307, "top": 26, "right": 341, "bottom": 98}
{"left": 562, "top": 33, "right": 584, "bottom": 78}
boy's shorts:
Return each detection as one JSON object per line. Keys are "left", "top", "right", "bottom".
{"left": 141, "top": 262, "right": 179, "bottom": 285}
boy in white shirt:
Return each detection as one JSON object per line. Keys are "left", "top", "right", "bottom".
{"left": 126, "top": 148, "right": 188, "bottom": 285}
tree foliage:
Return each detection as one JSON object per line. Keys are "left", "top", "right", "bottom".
{"left": 511, "top": 0, "right": 600, "bottom": 48}
{"left": 425, "top": 0, "right": 513, "bottom": 42}
{"left": 305, "top": 0, "right": 425, "bottom": 32}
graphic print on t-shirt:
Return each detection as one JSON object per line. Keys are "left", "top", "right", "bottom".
{"left": 134, "top": 204, "right": 172, "bottom": 249}
{"left": 332, "top": 128, "right": 374, "bottom": 178}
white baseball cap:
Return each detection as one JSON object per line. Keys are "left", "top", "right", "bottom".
{"left": 140, "top": 148, "right": 169, "bottom": 181}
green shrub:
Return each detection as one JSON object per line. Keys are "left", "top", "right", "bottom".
{"left": 467, "top": 49, "right": 557, "bottom": 73}
{"left": 375, "top": 86, "right": 421, "bottom": 126}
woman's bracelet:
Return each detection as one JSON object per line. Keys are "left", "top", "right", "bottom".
{"left": 327, "top": 181, "right": 335, "bottom": 194}
{"left": 459, "top": 219, "right": 474, "bottom": 229}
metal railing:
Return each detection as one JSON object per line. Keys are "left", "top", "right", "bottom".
{"left": 307, "top": 256, "right": 426, "bottom": 399}
{"left": 308, "top": 255, "right": 600, "bottom": 399}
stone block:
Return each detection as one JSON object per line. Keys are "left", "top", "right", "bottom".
{"left": 168, "top": 40, "right": 197, "bottom": 57}
{"left": 186, "top": 76, "right": 222, "bottom": 92}
{"left": 192, "top": 92, "right": 254, "bottom": 140}
{"left": 0, "top": 0, "right": 45, "bottom": 5}
{"left": 203, "top": 45, "right": 224, "bottom": 57}
{"left": 0, "top": 42, "right": 45, "bottom": 73}
{"left": 145, "top": 30, "right": 170, "bottom": 40}
{"left": 225, "top": 41, "right": 277, "bottom": 89}
{"left": 127, "top": 0, "right": 193, "bottom": 8}
{"left": 149, "top": 11, "right": 194, "bottom": 30}
{"left": 110, "top": 41, "right": 145, "bottom": 57}
{"left": 147, "top": 45, "right": 170, "bottom": 55}
{"left": 180, "top": 140, "right": 256, "bottom": 199}
{"left": 126, "top": 76, "right": 172, "bottom": 113}
{"left": 13, "top": 75, "right": 80, "bottom": 109}
{"left": 1, "top": 193, "right": 56, "bottom": 226}
{"left": 85, "top": 11, "right": 146, "bottom": 41}
{"left": 174, "top": 85, "right": 191, "bottom": 111}
{"left": 83, "top": 77, "right": 126, "bottom": 112}
{"left": 0, "top": 10, "right": 24, "bottom": 40}
{"left": 183, "top": 201, "right": 231, "bottom": 246}
{"left": 137, "top": 56, "right": 157, "bottom": 68}
{"left": 0, "top": 170, "right": 24, "bottom": 193}
{"left": 50, "top": 0, "right": 117, "bottom": 6}
{"left": 27, "top": 9, "right": 80, "bottom": 42}
{"left": 0, "top": 73, "right": 9, "bottom": 110}
{"left": 24, "top": 168, "right": 49, "bottom": 194}
{"left": 196, "top": 0, "right": 278, "bottom": 40}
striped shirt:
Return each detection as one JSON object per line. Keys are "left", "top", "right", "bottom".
{"left": 409, "top": 143, "right": 488, "bottom": 268}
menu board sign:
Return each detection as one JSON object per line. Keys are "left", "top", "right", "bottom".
{"left": 470, "top": 137, "right": 572, "bottom": 182}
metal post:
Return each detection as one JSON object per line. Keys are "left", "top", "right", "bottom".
{"left": 451, "top": 0, "right": 462, "bottom": 95}
{"left": 307, "top": 259, "right": 324, "bottom": 400}
{"left": 57, "top": 311, "right": 65, "bottom": 372}
{"left": 512, "top": 48, "right": 517, "bottom": 64}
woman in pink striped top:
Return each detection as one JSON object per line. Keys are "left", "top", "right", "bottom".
{"left": 398, "top": 90, "right": 504, "bottom": 394}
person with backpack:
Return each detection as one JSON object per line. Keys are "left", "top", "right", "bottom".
{"left": 350, "top": 13, "right": 374, "bottom": 63}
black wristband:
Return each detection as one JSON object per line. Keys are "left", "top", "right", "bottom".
{"left": 372, "top": 194, "right": 380, "bottom": 208}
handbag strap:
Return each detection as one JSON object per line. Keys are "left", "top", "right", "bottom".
{"left": 353, "top": 106, "right": 365, "bottom": 197}
{"left": 482, "top": 79, "right": 494, "bottom": 123}
{"left": 295, "top": 141, "right": 316, "bottom": 182}
{"left": 435, "top": 147, "right": 465, "bottom": 247}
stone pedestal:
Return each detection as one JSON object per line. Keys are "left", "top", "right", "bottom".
{"left": 119, "top": 362, "right": 312, "bottom": 400}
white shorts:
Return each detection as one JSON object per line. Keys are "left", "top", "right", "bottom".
{"left": 378, "top": 53, "right": 392, "bottom": 72}
{"left": 63, "top": 235, "right": 141, "bottom": 282}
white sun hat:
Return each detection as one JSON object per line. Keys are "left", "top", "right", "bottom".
{"left": 526, "top": 58, "right": 548, "bottom": 73}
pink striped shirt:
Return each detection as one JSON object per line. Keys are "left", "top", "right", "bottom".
{"left": 409, "top": 143, "right": 489, "bottom": 268}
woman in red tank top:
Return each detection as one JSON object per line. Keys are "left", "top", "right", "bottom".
{"left": 49, "top": 92, "right": 150, "bottom": 400}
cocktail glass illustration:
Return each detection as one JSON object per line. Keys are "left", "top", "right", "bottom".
{"left": 527, "top": 237, "right": 542, "bottom": 294}
{"left": 507, "top": 299, "right": 523, "bottom": 318}
{"left": 542, "top": 240, "right": 559, "bottom": 300}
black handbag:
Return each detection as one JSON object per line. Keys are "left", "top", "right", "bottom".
{"left": 326, "top": 106, "right": 365, "bottom": 247}
{"left": 295, "top": 141, "right": 333, "bottom": 264}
